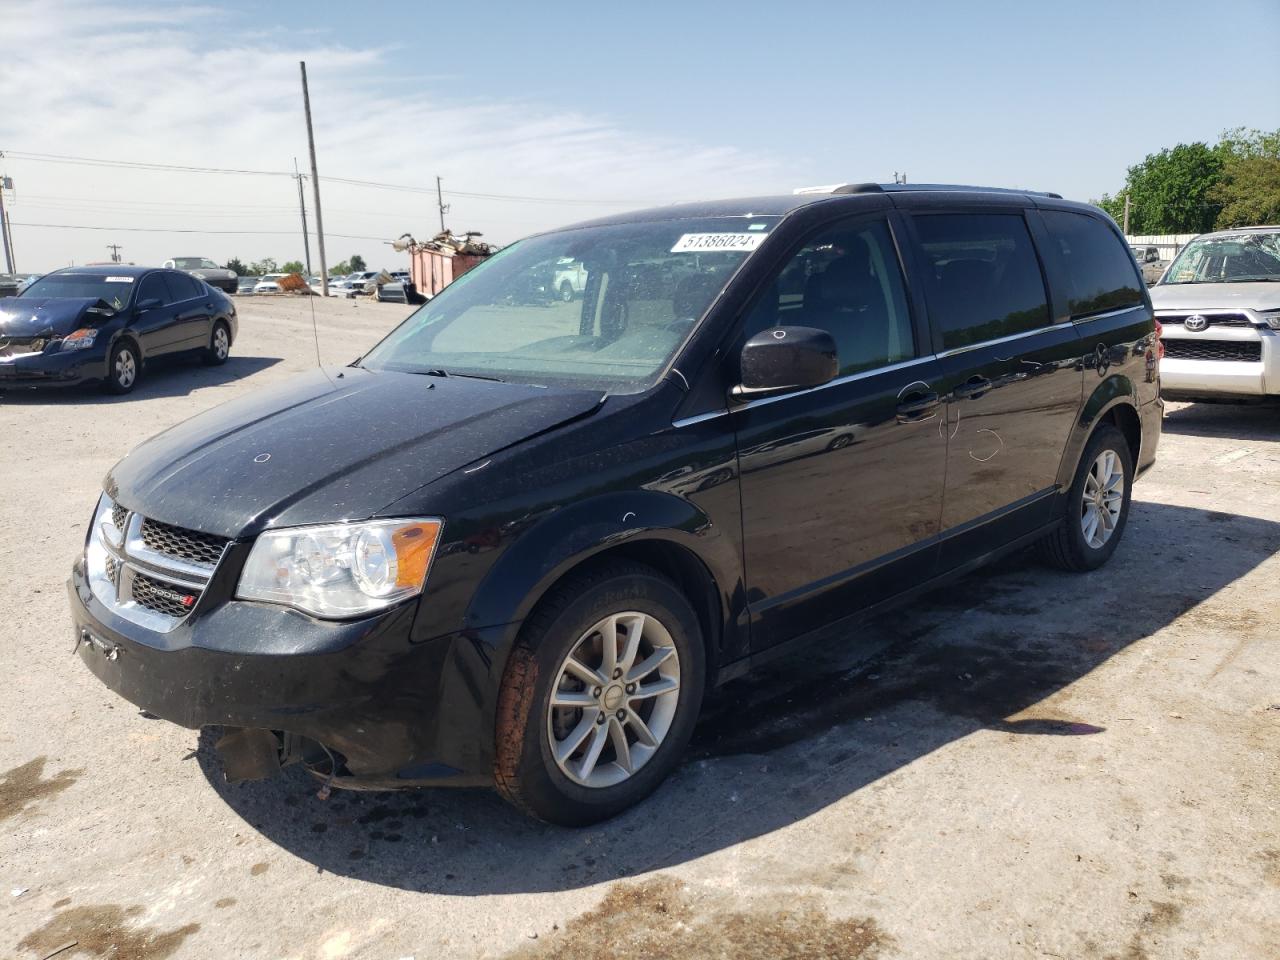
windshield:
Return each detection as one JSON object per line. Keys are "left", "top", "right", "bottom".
{"left": 19, "top": 273, "right": 135, "bottom": 310}
{"left": 361, "top": 216, "right": 779, "bottom": 392}
{"left": 173, "top": 257, "right": 221, "bottom": 270}
{"left": 1162, "top": 232, "right": 1280, "bottom": 283}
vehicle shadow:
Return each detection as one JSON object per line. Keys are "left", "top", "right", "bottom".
{"left": 1161, "top": 399, "right": 1280, "bottom": 440}
{"left": 196, "top": 500, "right": 1279, "bottom": 894}
{"left": 0, "top": 355, "right": 282, "bottom": 404}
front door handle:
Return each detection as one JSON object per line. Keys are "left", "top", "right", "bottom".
{"left": 896, "top": 391, "right": 940, "bottom": 423}
{"left": 953, "top": 376, "right": 991, "bottom": 400}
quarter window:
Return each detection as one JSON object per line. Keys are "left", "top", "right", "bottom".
{"left": 742, "top": 218, "right": 915, "bottom": 376}
{"left": 1042, "top": 211, "right": 1144, "bottom": 317}
{"left": 913, "top": 213, "right": 1050, "bottom": 350}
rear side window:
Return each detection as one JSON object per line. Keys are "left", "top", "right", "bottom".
{"left": 164, "top": 272, "right": 202, "bottom": 301}
{"left": 137, "top": 274, "right": 172, "bottom": 305}
{"left": 913, "top": 213, "right": 1050, "bottom": 350}
{"left": 741, "top": 218, "right": 914, "bottom": 376}
{"left": 1042, "top": 211, "right": 1144, "bottom": 317}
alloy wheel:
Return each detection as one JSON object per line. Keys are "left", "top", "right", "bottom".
{"left": 546, "top": 611, "right": 681, "bottom": 789}
{"left": 1080, "top": 449, "right": 1124, "bottom": 549}
{"left": 213, "top": 326, "right": 229, "bottom": 360}
{"left": 115, "top": 349, "right": 136, "bottom": 389}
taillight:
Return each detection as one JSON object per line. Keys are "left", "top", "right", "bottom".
{"left": 1153, "top": 319, "right": 1165, "bottom": 359}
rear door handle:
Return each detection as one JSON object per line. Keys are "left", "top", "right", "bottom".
{"left": 953, "top": 376, "right": 991, "bottom": 400}
{"left": 896, "top": 391, "right": 940, "bottom": 423}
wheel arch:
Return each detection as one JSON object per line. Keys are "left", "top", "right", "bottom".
{"left": 1056, "top": 373, "right": 1142, "bottom": 489}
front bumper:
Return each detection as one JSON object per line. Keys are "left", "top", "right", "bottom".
{"left": 0, "top": 347, "right": 105, "bottom": 386}
{"left": 1159, "top": 323, "right": 1277, "bottom": 399}
{"left": 68, "top": 558, "right": 500, "bottom": 787}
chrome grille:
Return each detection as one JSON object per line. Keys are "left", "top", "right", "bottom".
{"left": 140, "top": 518, "right": 229, "bottom": 567}
{"left": 88, "top": 499, "right": 229, "bottom": 632}
{"left": 131, "top": 572, "right": 200, "bottom": 618}
{"left": 1159, "top": 313, "right": 1253, "bottom": 328}
{"left": 1163, "top": 339, "right": 1262, "bottom": 362}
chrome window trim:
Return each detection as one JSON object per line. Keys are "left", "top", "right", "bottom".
{"left": 934, "top": 320, "right": 1076, "bottom": 360}
{"left": 1070, "top": 305, "right": 1145, "bottom": 324}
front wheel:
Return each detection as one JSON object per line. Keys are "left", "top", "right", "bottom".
{"left": 559, "top": 281, "right": 574, "bottom": 302}
{"left": 1037, "top": 424, "right": 1133, "bottom": 571}
{"left": 494, "top": 561, "right": 704, "bottom": 826}
{"left": 103, "top": 341, "right": 140, "bottom": 394}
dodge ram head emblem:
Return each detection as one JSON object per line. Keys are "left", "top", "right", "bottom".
{"left": 1184, "top": 314, "right": 1209, "bottom": 332}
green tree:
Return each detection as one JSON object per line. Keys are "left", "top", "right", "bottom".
{"left": 249, "top": 257, "right": 278, "bottom": 276}
{"left": 224, "top": 257, "right": 248, "bottom": 276}
{"left": 348, "top": 254, "right": 367, "bottom": 272}
{"left": 280, "top": 260, "right": 305, "bottom": 274}
{"left": 330, "top": 260, "right": 350, "bottom": 276}
{"left": 1098, "top": 142, "right": 1224, "bottom": 233}
{"left": 1212, "top": 127, "right": 1280, "bottom": 228}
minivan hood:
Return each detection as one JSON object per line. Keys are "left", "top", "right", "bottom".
{"left": 1150, "top": 282, "right": 1280, "bottom": 313}
{"left": 0, "top": 298, "right": 107, "bottom": 338}
{"left": 107, "top": 367, "right": 605, "bottom": 538}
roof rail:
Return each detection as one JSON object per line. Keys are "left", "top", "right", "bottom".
{"left": 793, "top": 182, "right": 1063, "bottom": 200}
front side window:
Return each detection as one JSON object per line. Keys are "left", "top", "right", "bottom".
{"left": 361, "top": 216, "right": 781, "bottom": 392}
{"left": 1042, "top": 211, "right": 1144, "bottom": 317}
{"left": 741, "top": 218, "right": 914, "bottom": 376}
{"left": 138, "top": 275, "right": 172, "bottom": 306}
{"left": 913, "top": 213, "right": 1050, "bottom": 350}
{"left": 1162, "top": 231, "right": 1280, "bottom": 284}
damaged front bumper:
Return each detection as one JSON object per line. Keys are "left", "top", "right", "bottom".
{"left": 68, "top": 557, "right": 499, "bottom": 789}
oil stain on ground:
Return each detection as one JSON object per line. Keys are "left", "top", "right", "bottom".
{"left": 505, "top": 875, "right": 889, "bottom": 960}
{"left": 17, "top": 904, "right": 199, "bottom": 960}
{"left": 0, "top": 757, "right": 83, "bottom": 822}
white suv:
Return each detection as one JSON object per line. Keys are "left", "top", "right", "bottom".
{"left": 1151, "top": 226, "right": 1280, "bottom": 401}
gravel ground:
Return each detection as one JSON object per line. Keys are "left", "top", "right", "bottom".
{"left": 2, "top": 295, "right": 1277, "bottom": 960}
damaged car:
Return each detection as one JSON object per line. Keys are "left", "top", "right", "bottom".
{"left": 69, "top": 185, "right": 1160, "bottom": 825}
{"left": 1, "top": 265, "right": 237, "bottom": 393}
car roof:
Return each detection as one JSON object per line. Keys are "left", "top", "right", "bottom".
{"left": 553, "top": 183, "right": 1090, "bottom": 233}
{"left": 1194, "top": 225, "right": 1280, "bottom": 237}
{"left": 51, "top": 265, "right": 156, "bottom": 277}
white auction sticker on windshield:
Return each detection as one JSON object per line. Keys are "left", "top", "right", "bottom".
{"left": 105, "top": 276, "right": 134, "bottom": 283}
{"left": 671, "top": 233, "right": 767, "bottom": 253}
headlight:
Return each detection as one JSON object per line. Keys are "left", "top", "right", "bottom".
{"left": 61, "top": 328, "right": 98, "bottom": 351}
{"left": 1260, "top": 310, "right": 1280, "bottom": 331}
{"left": 236, "top": 518, "right": 443, "bottom": 618}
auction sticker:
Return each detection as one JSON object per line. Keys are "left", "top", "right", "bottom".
{"left": 105, "top": 276, "right": 135, "bottom": 283}
{"left": 671, "top": 233, "right": 767, "bottom": 253}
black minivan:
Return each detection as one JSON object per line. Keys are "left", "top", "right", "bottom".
{"left": 69, "top": 184, "right": 1161, "bottom": 825}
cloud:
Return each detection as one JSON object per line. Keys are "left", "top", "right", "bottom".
{"left": 0, "top": 0, "right": 781, "bottom": 269}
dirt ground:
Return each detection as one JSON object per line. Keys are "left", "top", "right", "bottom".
{"left": 1, "top": 295, "right": 1277, "bottom": 960}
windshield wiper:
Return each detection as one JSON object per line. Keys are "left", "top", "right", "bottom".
{"left": 1220, "top": 277, "right": 1280, "bottom": 282}
{"left": 408, "top": 367, "right": 506, "bottom": 383}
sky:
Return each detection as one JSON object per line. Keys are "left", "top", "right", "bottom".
{"left": 1, "top": 0, "right": 1277, "bottom": 273}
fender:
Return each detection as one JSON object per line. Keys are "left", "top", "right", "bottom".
{"left": 464, "top": 488, "right": 741, "bottom": 638}
{"left": 1055, "top": 373, "right": 1138, "bottom": 489}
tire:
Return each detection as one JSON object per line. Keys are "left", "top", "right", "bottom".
{"left": 204, "top": 321, "right": 231, "bottom": 366}
{"left": 1037, "top": 424, "right": 1133, "bottom": 572}
{"left": 494, "top": 560, "right": 705, "bottom": 826}
{"left": 103, "top": 340, "right": 140, "bottom": 395}
{"left": 559, "top": 281, "right": 574, "bottom": 302}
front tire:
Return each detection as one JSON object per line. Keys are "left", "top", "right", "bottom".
{"left": 559, "top": 281, "right": 574, "bottom": 302}
{"left": 1037, "top": 424, "right": 1133, "bottom": 571}
{"left": 494, "top": 561, "right": 704, "bottom": 826}
{"left": 103, "top": 341, "right": 140, "bottom": 395}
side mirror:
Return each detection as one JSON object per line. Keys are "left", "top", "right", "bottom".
{"left": 136, "top": 298, "right": 162, "bottom": 312}
{"left": 731, "top": 325, "right": 838, "bottom": 402}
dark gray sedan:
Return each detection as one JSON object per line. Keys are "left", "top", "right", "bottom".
{"left": 164, "top": 257, "right": 238, "bottom": 294}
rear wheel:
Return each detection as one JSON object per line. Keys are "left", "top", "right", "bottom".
{"left": 559, "top": 281, "right": 574, "bottom": 302}
{"left": 204, "top": 321, "right": 231, "bottom": 365}
{"left": 494, "top": 561, "right": 704, "bottom": 825}
{"left": 1037, "top": 424, "right": 1133, "bottom": 571}
{"left": 103, "top": 341, "right": 140, "bottom": 394}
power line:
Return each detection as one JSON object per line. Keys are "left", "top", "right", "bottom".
{"left": 6, "top": 149, "right": 642, "bottom": 206}
{"left": 10, "top": 220, "right": 390, "bottom": 242}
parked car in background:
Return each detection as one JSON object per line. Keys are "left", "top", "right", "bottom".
{"left": 1129, "top": 246, "right": 1167, "bottom": 286}
{"left": 1, "top": 265, "right": 236, "bottom": 393}
{"left": 0, "top": 273, "right": 26, "bottom": 298}
{"left": 342, "top": 270, "right": 383, "bottom": 297}
{"left": 253, "top": 274, "right": 286, "bottom": 294}
{"left": 68, "top": 184, "right": 1159, "bottom": 824}
{"left": 236, "top": 276, "right": 260, "bottom": 295}
{"left": 163, "top": 257, "right": 238, "bottom": 294}
{"left": 1151, "top": 226, "right": 1280, "bottom": 402}
{"left": 554, "top": 258, "right": 588, "bottom": 301}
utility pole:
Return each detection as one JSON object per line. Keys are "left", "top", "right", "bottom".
{"left": 436, "top": 176, "right": 449, "bottom": 233}
{"left": 893, "top": 171, "right": 907, "bottom": 185}
{"left": 0, "top": 166, "right": 15, "bottom": 274}
{"left": 299, "top": 61, "right": 328, "bottom": 296}
{"left": 1122, "top": 193, "right": 1132, "bottom": 235}
{"left": 294, "top": 157, "right": 312, "bottom": 277}
{"left": 106, "top": 244, "right": 122, "bottom": 263}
